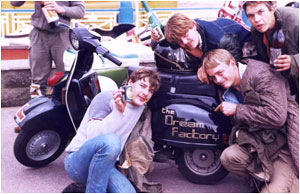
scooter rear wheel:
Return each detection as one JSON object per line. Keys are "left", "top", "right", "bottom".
{"left": 175, "top": 148, "right": 228, "bottom": 184}
{"left": 14, "top": 128, "right": 68, "bottom": 168}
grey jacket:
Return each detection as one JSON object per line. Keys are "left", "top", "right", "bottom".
{"left": 250, "top": 7, "right": 299, "bottom": 99}
{"left": 10, "top": 1, "right": 85, "bottom": 32}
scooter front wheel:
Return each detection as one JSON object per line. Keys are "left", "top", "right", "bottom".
{"left": 14, "top": 128, "right": 68, "bottom": 168}
{"left": 175, "top": 148, "right": 228, "bottom": 184}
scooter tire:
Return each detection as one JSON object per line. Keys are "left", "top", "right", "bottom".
{"left": 14, "top": 128, "right": 68, "bottom": 168}
{"left": 175, "top": 148, "right": 228, "bottom": 185}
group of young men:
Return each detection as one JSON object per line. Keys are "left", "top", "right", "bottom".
{"left": 30, "top": 1, "right": 297, "bottom": 193}
{"left": 153, "top": 1, "right": 298, "bottom": 193}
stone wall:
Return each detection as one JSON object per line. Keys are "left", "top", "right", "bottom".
{"left": 1, "top": 67, "right": 56, "bottom": 107}
{"left": 1, "top": 69, "right": 31, "bottom": 107}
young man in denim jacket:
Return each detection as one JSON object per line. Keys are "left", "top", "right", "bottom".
{"left": 152, "top": 13, "right": 252, "bottom": 82}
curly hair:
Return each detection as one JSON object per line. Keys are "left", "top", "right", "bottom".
{"left": 126, "top": 68, "right": 161, "bottom": 93}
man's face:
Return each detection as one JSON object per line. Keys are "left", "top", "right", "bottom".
{"left": 206, "top": 60, "right": 237, "bottom": 89}
{"left": 245, "top": 3, "right": 276, "bottom": 33}
{"left": 128, "top": 77, "right": 153, "bottom": 106}
{"left": 178, "top": 25, "right": 201, "bottom": 50}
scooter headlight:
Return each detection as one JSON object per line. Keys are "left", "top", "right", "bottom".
{"left": 69, "top": 27, "right": 102, "bottom": 51}
{"left": 69, "top": 30, "right": 80, "bottom": 50}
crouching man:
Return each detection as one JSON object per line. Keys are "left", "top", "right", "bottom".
{"left": 201, "top": 49, "right": 298, "bottom": 193}
{"left": 63, "top": 69, "right": 161, "bottom": 193}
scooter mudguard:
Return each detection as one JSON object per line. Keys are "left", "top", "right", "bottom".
{"left": 14, "top": 96, "right": 72, "bottom": 133}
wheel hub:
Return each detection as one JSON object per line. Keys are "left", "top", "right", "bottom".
{"left": 185, "top": 149, "right": 222, "bottom": 176}
{"left": 200, "top": 153, "right": 207, "bottom": 161}
{"left": 26, "top": 130, "right": 61, "bottom": 161}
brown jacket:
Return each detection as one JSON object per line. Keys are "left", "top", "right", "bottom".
{"left": 119, "top": 108, "right": 162, "bottom": 193}
{"left": 232, "top": 59, "right": 299, "bottom": 179}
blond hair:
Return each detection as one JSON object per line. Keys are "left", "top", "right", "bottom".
{"left": 164, "top": 13, "right": 198, "bottom": 45}
{"left": 202, "top": 49, "right": 235, "bottom": 70}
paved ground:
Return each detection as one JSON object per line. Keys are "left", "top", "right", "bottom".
{"left": 2, "top": 106, "right": 252, "bottom": 193}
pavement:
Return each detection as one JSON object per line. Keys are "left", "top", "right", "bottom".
{"left": 1, "top": 106, "right": 252, "bottom": 193}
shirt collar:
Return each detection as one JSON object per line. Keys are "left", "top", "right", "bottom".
{"left": 238, "top": 62, "right": 247, "bottom": 79}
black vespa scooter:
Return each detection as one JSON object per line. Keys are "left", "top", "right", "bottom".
{"left": 13, "top": 23, "right": 122, "bottom": 168}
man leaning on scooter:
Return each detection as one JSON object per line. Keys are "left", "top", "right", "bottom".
{"left": 201, "top": 49, "right": 299, "bottom": 193}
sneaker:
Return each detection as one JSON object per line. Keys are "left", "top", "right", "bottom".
{"left": 14, "top": 126, "right": 21, "bottom": 133}
{"left": 30, "top": 83, "right": 43, "bottom": 99}
{"left": 62, "top": 183, "right": 86, "bottom": 193}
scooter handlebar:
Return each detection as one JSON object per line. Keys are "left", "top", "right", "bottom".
{"left": 96, "top": 46, "right": 122, "bottom": 66}
{"left": 103, "top": 53, "right": 122, "bottom": 66}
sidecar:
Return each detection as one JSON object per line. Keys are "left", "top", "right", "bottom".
{"left": 149, "top": 69, "right": 232, "bottom": 184}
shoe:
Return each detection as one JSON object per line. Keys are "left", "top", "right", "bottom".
{"left": 62, "top": 183, "right": 86, "bottom": 193}
{"left": 30, "top": 83, "right": 43, "bottom": 99}
{"left": 14, "top": 126, "right": 21, "bottom": 133}
{"left": 153, "top": 148, "right": 173, "bottom": 163}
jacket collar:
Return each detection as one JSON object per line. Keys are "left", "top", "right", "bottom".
{"left": 197, "top": 23, "right": 207, "bottom": 52}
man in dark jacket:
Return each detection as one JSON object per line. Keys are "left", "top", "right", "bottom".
{"left": 202, "top": 49, "right": 298, "bottom": 192}
{"left": 10, "top": 1, "right": 85, "bottom": 98}
{"left": 151, "top": 12, "right": 252, "bottom": 162}
{"left": 243, "top": 1, "right": 299, "bottom": 103}
{"left": 151, "top": 13, "right": 252, "bottom": 77}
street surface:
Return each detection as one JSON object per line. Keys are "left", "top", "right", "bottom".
{"left": 2, "top": 106, "right": 252, "bottom": 193}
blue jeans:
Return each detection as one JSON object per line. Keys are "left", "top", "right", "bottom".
{"left": 64, "top": 133, "right": 136, "bottom": 193}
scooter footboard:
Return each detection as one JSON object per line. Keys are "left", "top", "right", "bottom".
{"left": 150, "top": 93, "right": 231, "bottom": 149}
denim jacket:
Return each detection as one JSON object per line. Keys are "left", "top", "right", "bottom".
{"left": 196, "top": 18, "right": 251, "bottom": 53}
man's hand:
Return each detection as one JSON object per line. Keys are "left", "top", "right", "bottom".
{"left": 43, "top": 1, "right": 65, "bottom": 14}
{"left": 113, "top": 89, "right": 126, "bottom": 113}
{"left": 214, "top": 102, "right": 237, "bottom": 116}
{"left": 273, "top": 55, "right": 291, "bottom": 72}
{"left": 197, "top": 66, "right": 209, "bottom": 84}
{"left": 151, "top": 29, "right": 160, "bottom": 43}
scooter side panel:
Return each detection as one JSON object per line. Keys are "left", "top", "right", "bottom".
{"left": 14, "top": 97, "right": 73, "bottom": 133}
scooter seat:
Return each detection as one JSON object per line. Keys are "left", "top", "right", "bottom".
{"left": 157, "top": 70, "right": 217, "bottom": 97}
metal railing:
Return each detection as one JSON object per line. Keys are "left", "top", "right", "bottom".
{"left": 1, "top": 8, "right": 219, "bottom": 36}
